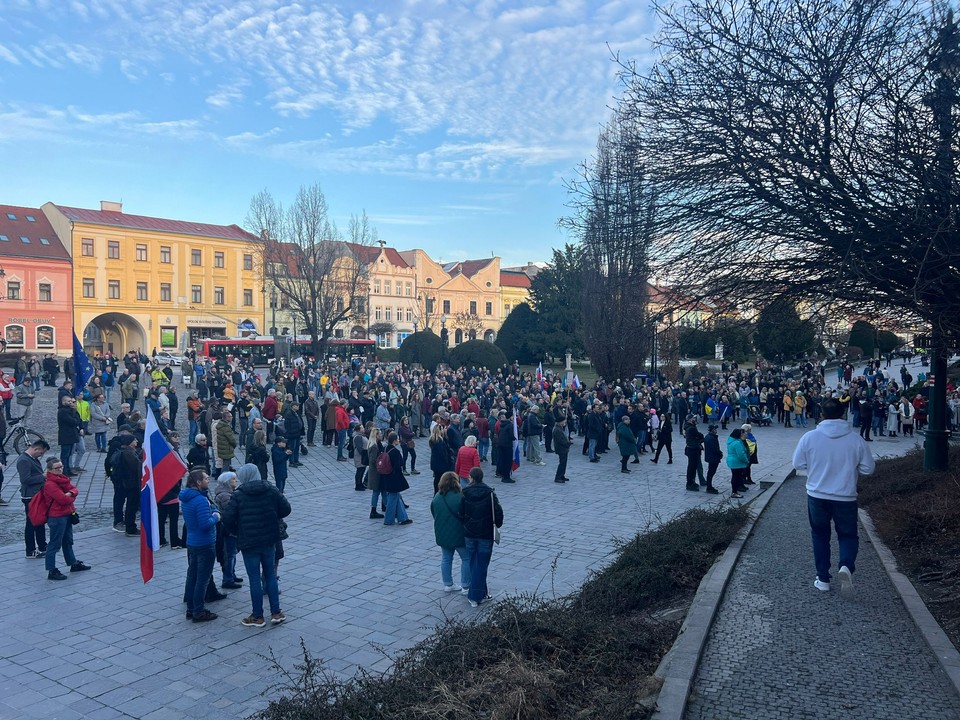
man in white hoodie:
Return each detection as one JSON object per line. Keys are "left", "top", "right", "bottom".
{"left": 793, "top": 398, "right": 875, "bottom": 597}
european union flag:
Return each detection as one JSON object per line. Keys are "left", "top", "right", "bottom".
{"left": 73, "top": 332, "right": 94, "bottom": 391}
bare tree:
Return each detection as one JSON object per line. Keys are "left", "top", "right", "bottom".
{"left": 245, "top": 184, "right": 376, "bottom": 359}
{"left": 451, "top": 312, "right": 485, "bottom": 341}
{"left": 562, "top": 108, "right": 654, "bottom": 381}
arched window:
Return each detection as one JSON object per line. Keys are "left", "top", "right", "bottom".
{"left": 484, "top": 329, "right": 496, "bottom": 343}
{"left": 454, "top": 328, "right": 463, "bottom": 345}
{"left": 3, "top": 324, "right": 24, "bottom": 348}
{"left": 469, "top": 329, "right": 477, "bottom": 341}
{"left": 36, "top": 325, "right": 55, "bottom": 349}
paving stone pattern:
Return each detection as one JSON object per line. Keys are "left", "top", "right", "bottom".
{"left": 0, "top": 359, "right": 948, "bottom": 719}
{"left": 685, "top": 471, "right": 960, "bottom": 720}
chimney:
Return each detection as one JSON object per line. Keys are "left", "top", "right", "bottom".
{"left": 100, "top": 201, "right": 122, "bottom": 213}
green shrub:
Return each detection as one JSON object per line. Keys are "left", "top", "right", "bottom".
{"left": 374, "top": 348, "right": 400, "bottom": 362}
{"left": 448, "top": 339, "right": 507, "bottom": 370}
{"left": 397, "top": 330, "right": 443, "bottom": 371}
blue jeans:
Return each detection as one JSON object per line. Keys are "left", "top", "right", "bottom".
{"left": 370, "top": 489, "right": 382, "bottom": 509}
{"left": 95, "top": 432, "right": 107, "bottom": 451}
{"left": 441, "top": 546, "right": 471, "bottom": 589}
{"left": 383, "top": 492, "right": 409, "bottom": 525}
{"left": 45, "top": 515, "right": 76, "bottom": 571}
{"left": 290, "top": 439, "right": 300, "bottom": 465}
{"left": 465, "top": 537, "right": 493, "bottom": 603}
{"left": 222, "top": 535, "right": 238, "bottom": 584}
{"left": 478, "top": 438, "right": 489, "bottom": 460}
{"left": 189, "top": 419, "right": 198, "bottom": 446}
{"left": 184, "top": 543, "right": 216, "bottom": 615}
{"left": 60, "top": 444, "right": 74, "bottom": 475}
{"left": 588, "top": 438, "right": 598, "bottom": 460}
{"left": 336, "top": 429, "right": 347, "bottom": 459}
{"left": 807, "top": 496, "right": 859, "bottom": 583}
{"left": 242, "top": 546, "right": 280, "bottom": 618}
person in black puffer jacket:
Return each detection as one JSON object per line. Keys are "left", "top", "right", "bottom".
{"left": 459, "top": 467, "right": 503, "bottom": 608}
{"left": 221, "top": 463, "right": 291, "bottom": 626}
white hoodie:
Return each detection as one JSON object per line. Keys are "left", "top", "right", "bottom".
{"left": 792, "top": 419, "right": 875, "bottom": 502}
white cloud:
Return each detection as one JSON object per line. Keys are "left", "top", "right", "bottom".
{"left": 0, "top": 44, "right": 20, "bottom": 65}
{"left": 206, "top": 80, "right": 247, "bottom": 108}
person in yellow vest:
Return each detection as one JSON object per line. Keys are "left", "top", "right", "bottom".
{"left": 794, "top": 391, "right": 808, "bottom": 427}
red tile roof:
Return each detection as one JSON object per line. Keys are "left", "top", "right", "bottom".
{"left": 0, "top": 205, "right": 70, "bottom": 260}
{"left": 55, "top": 205, "right": 260, "bottom": 243}
{"left": 444, "top": 258, "right": 492, "bottom": 278}
{"left": 500, "top": 270, "right": 531, "bottom": 288}
{"left": 344, "top": 243, "right": 409, "bottom": 268}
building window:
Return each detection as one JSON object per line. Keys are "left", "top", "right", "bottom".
{"left": 83, "top": 278, "right": 95, "bottom": 298}
{"left": 214, "top": 287, "right": 224, "bottom": 304}
{"left": 238, "top": 289, "right": 250, "bottom": 306}
{"left": 334, "top": 328, "right": 344, "bottom": 338}
{"left": 377, "top": 333, "right": 393, "bottom": 348}
{"left": 384, "top": 280, "right": 391, "bottom": 295}
{"left": 81, "top": 238, "right": 94, "bottom": 256}
{"left": 396, "top": 282, "right": 402, "bottom": 296}
{"left": 160, "top": 246, "right": 171, "bottom": 263}
{"left": 192, "top": 285, "right": 202, "bottom": 303}
{"left": 37, "top": 325, "right": 55, "bottom": 348}
{"left": 373, "top": 279, "right": 381, "bottom": 294}
{"left": 454, "top": 329, "right": 463, "bottom": 345}
{"left": 4, "top": 324, "right": 24, "bottom": 348}
{"left": 443, "top": 299, "right": 451, "bottom": 314}
{"left": 137, "top": 282, "right": 148, "bottom": 301}
{"left": 160, "top": 326, "right": 177, "bottom": 348}
{"left": 6, "top": 281, "right": 20, "bottom": 300}
{"left": 108, "top": 240, "right": 120, "bottom": 259}
{"left": 214, "top": 251, "right": 225, "bottom": 268}
{"left": 161, "top": 283, "right": 172, "bottom": 302}
{"left": 406, "top": 308, "right": 413, "bottom": 322}
{"left": 485, "top": 301, "right": 492, "bottom": 316}
{"left": 38, "top": 283, "right": 52, "bottom": 302}
{"left": 398, "top": 332, "right": 410, "bottom": 346}
{"left": 405, "top": 282, "right": 412, "bottom": 296}
{"left": 191, "top": 249, "right": 201, "bottom": 266}
{"left": 336, "top": 297, "right": 344, "bottom": 312}
{"left": 504, "top": 303, "right": 511, "bottom": 315}
{"left": 356, "top": 298, "right": 365, "bottom": 314}
{"left": 243, "top": 254, "right": 253, "bottom": 271}
{"left": 469, "top": 301, "right": 477, "bottom": 315}
{"left": 375, "top": 307, "right": 382, "bottom": 321}
{"left": 109, "top": 280, "right": 120, "bottom": 299}
{"left": 385, "top": 307, "right": 392, "bottom": 321}
{"left": 426, "top": 298, "right": 434, "bottom": 314}
{"left": 397, "top": 308, "right": 403, "bottom": 324}
{"left": 136, "top": 244, "right": 148, "bottom": 261}
{"left": 279, "top": 293, "right": 289, "bottom": 309}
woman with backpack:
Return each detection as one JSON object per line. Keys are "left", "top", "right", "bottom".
{"left": 379, "top": 431, "right": 411, "bottom": 526}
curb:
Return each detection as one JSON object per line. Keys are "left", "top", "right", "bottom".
{"left": 651, "top": 466, "right": 795, "bottom": 720}
{"left": 858, "top": 508, "right": 960, "bottom": 696}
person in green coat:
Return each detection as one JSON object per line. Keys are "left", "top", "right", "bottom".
{"left": 616, "top": 418, "right": 638, "bottom": 474}
{"left": 726, "top": 428, "right": 751, "bottom": 498}
{"left": 430, "top": 471, "right": 471, "bottom": 593}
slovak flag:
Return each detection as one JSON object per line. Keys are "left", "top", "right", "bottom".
{"left": 536, "top": 362, "right": 544, "bottom": 390}
{"left": 512, "top": 409, "right": 521, "bottom": 472}
{"left": 572, "top": 374, "right": 582, "bottom": 389}
{"left": 140, "top": 411, "right": 187, "bottom": 583}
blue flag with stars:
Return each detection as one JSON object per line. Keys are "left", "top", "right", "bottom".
{"left": 73, "top": 332, "right": 94, "bottom": 392}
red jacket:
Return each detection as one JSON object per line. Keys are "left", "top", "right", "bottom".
{"left": 335, "top": 405, "right": 350, "bottom": 431}
{"left": 41, "top": 472, "right": 78, "bottom": 518}
{"left": 263, "top": 395, "right": 278, "bottom": 420}
{"left": 455, "top": 446, "right": 480, "bottom": 479}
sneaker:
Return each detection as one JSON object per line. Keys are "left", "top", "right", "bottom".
{"left": 461, "top": 588, "right": 470, "bottom": 595}
{"left": 125, "top": 529, "right": 140, "bottom": 536}
{"left": 814, "top": 578, "right": 830, "bottom": 592}
{"left": 70, "top": 562, "right": 91, "bottom": 572}
{"left": 192, "top": 610, "right": 218, "bottom": 623}
{"left": 731, "top": 492, "right": 743, "bottom": 499}
{"left": 0, "top": 499, "right": 8, "bottom": 505}
{"left": 705, "top": 487, "right": 719, "bottom": 495}
{"left": 48, "top": 568, "right": 67, "bottom": 581}
{"left": 207, "top": 592, "right": 228, "bottom": 602}
{"left": 838, "top": 566, "right": 854, "bottom": 598}
{"left": 159, "top": 540, "right": 169, "bottom": 548}
{"left": 686, "top": 484, "right": 700, "bottom": 492}
{"left": 443, "top": 585, "right": 461, "bottom": 593}
{"left": 469, "top": 600, "right": 479, "bottom": 608}
{"left": 411, "top": 470, "right": 421, "bottom": 475}
{"left": 28, "top": 550, "right": 45, "bottom": 559}
{"left": 501, "top": 478, "right": 516, "bottom": 483}
{"left": 185, "top": 611, "right": 193, "bottom": 621}
{"left": 112, "top": 523, "right": 125, "bottom": 533}
{"left": 221, "top": 581, "right": 243, "bottom": 590}
{"left": 399, "top": 519, "right": 413, "bottom": 526}
{"left": 242, "top": 615, "right": 266, "bottom": 627}
{"left": 270, "top": 612, "right": 286, "bottom": 624}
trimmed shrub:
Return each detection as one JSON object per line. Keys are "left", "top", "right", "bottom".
{"left": 448, "top": 339, "right": 507, "bottom": 370}
{"left": 397, "top": 330, "right": 443, "bottom": 371}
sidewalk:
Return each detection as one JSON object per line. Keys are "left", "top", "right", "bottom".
{"left": 685, "top": 471, "right": 960, "bottom": 719}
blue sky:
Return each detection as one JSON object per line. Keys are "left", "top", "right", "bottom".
{"left": 0, "top": 0, "right": 655, "bottom": 266}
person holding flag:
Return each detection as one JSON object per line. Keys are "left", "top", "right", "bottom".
{"left": 72, "top": 332, "right": 95, "bottom": 394}
{"left": 140, "top": 409, "right": 188, "bottom": 583}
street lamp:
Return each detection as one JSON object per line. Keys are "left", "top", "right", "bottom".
{"left": 270, "top": 289, "right": 278, "bottom": 337}
{"left": 440, "top": 313, "right": 448, "bottom": 349}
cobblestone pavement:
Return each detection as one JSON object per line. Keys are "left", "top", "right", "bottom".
{"left": 0, "top": 359, "right": 951, "bottom": 719}
{"left": 685, "top": 456, "right": 960, "bottom": 718}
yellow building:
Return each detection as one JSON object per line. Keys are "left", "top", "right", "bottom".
{"left": 351, "top": 241, "right": 419, "bottom": 348}
{"left": 43, "top": 201, "right": 263, "bottom": 356}
{"left": 399, "top": 250, "right": 501, "bottom": 344}
{"left": 500, "top": 269, "right": 532, "bottom": 319}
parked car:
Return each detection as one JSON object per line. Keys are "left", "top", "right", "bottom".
{"left": 155, "top": 351, "right": 182, "bottom": 366}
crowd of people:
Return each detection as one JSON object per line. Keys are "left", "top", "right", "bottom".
{"left": 0, "top": 345, "right": 951, "bottom": 619}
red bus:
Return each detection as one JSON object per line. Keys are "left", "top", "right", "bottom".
{"left": 195, "top": 337, "right": 375, "bottom": 365}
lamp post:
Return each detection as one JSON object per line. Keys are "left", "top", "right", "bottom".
{"left": 270, "top": 289, "right": 278, "bottom": 337}
{"left": 440, "top": 314, "right": 448, "bottom": 351}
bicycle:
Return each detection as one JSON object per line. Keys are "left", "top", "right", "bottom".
{"left": 1, "top": 416, "right": 46, "bottom": 460}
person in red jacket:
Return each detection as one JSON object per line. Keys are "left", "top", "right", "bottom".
{"left": 455, "top": 436, "right": 481, "bottom": 488}
{"left": 262, "top": 389, "right": 278, "bottom": 443}
{"left": 41, "top": 457, "right": 91, "bottom": 580}
{"left": 335, "top": 401, "right": 351, "bottom": 461}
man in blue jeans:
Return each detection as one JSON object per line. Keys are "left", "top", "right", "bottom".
{"left": 793, "top": 398, "right": 875, "bottom": 597}
{"left": 221, "top": 463, "right": 291, "bottom": 627}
